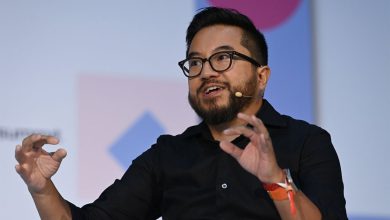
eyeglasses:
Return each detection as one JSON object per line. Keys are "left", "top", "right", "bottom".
{"left": 178, "top": 51, "right": 261, "bottom": 78}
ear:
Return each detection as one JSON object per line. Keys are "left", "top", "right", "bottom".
{"left": 257, "top": 66, "right": 271, "bottom": 91}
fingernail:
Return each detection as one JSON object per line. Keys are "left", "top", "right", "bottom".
{"left": 223, "top": 128, "right": 231, "bottom": 133}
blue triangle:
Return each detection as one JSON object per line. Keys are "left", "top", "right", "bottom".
{"left": 109, "top": 111, "right": 165, "bottom": 169}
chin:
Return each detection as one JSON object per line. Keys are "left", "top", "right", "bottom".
{"left": 201, "top": 101, "right": 229, "bottom": 111}
{"left": 201, "top": 95, "right": 229, "bottom": 105}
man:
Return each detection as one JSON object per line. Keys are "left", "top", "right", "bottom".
{"left": 15, "top": 7, "right": 347, "bottom": 220}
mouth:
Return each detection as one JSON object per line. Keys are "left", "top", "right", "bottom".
{"left": 202, "top": 84, "right": 226, "bottom": 97}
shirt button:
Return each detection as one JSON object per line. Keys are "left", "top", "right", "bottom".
{"left": 221, "top": 183, "right": 228, "bottom": 189}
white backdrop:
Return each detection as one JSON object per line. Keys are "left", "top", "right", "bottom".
{"left": 314, "top": 0, "right": 390, "bottom": 218}
{"left": 0, "top": 0, "right": 389, "bottom": 219}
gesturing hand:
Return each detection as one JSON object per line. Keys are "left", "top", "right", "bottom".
{"left": 219, "top": 113, "right": 284, "bottom": 183}
{"left": 15, "top": 134, "right": 67, "bottom": 194}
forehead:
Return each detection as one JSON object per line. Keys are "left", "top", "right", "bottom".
{"left": 189, "top": 25, "right": 247, "bottom": 56}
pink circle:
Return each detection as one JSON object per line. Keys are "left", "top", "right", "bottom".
{"left": 209, "top": 0, "right": 301, "bottom": 30}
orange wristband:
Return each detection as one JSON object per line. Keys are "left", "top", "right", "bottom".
{"left": 262, "top": 169, "right": 298, "bottom": 214}
{"left": 264, "top": 185, "right": 293, "bottom": 200}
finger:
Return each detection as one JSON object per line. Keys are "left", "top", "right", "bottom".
{"left": 15, "top": 164, "right": 28, "bottom": 177}
{"left": 15, "top": 145, "right": 25, "bottom": 163}
{"left": 21, "top": 134, "right": 59, "bottom": 152}
{"left": 237, "top": 113, "right": 261, "bottom": 134}
{"left": 252, "top": 116, "right": 270, "bottom": 137}
{"left": 32, "top": 135, "right": 60, "bottom": 150}
{"left": 21, "top": 134, "right": 40, "bottom": 151}
{"left": 50, "top": 148, "right": 67, "bottom": 163}
{"left": 15, "top": 164, "right": 22, "bottom": 175}
{"left": 220, "top": 141, "right": 243, "bottom": 160}
{"left": 225, "top": 126, "right": 273, "bottom": 155}
{"left": 41, "top": 135, "right": 60, "bottom": 145}
{"left": 224, "top": 126, "right": 256, "bottom": 140}
{"left": 237, "top": 114, "right": 275, "bottom": 153}
{"left": 237, "top": 112, "right": 252, "bottom": 123}
{"left": 238, "top": 113, "right": 270, "bottom": 139}
{"left": 259, "top": 133, "right": 272, "bottom": 153}
{"left": 237, "top": 113, "right": 258, "bottom": 129}
{"left": 15, "top": 164, "right": 31, "bottom": 183}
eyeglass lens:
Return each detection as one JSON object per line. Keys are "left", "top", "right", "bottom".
{"left": 183, "top": 52, "right": 232, "bottom": 77}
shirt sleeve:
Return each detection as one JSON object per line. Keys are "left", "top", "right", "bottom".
{"left": 298, "top": 127, "right": 348, "bottom": 220}
{"left": 68, "top": 144, "right": 162, "bottom": 220}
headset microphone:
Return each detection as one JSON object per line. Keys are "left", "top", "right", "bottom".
{"left": 234, "top": 92, "right": 252, "bottom": 98}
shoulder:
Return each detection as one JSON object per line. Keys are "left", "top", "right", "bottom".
{"left": 269, "top": 113, "right": 336, "bottom": 168}
{"left": 282, "top": 114, "right": 329, "bottom": 136}
{"left": 156, "top": 122, "right": 203, "bottom": 145}
{"left": 134, "top": 123, "right": 203, "bottom": 160}
{"left": 282, "top": 114, "right": 334, "bottom": 154}
{"left": 260, "top": 100, "right": 328, "bottom": 137}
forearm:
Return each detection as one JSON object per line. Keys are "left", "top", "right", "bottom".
{"left": 30, "top": 180, "right": 72, "bottom": 220}
{"left": 274, "top": 191, "right": 321, "bottom": 220}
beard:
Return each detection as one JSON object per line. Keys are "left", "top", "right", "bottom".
{"left": 188, "top": 73, "right": 258, "bottom": 125}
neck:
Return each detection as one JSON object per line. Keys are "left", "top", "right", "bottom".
{"left": 208, "top": 98, "right": 263, "bottom": 142}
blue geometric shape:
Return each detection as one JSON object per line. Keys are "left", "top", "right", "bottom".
{"left": 194, "top": 0, "right": 210, "bottom": 9}
{"left": 109, "top": 111, "right": 165, "bottom": 169}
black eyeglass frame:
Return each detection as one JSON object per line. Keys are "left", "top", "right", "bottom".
{"left": 178, "top": 51, "right": 261, "bottom": 78}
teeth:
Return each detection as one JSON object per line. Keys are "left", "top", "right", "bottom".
{"left": 206, "top": 86, "right": 219, "bottom": 93}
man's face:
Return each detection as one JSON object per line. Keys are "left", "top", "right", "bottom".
{"left": 187, "top": 25, "right": 260, "bottom": 125}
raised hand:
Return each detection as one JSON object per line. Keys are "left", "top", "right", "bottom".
{"left": 15, "top": 134, "right": 67, "bottom": 194}
{"left": 219, "top": 113, "right": 284, "bottom": 183}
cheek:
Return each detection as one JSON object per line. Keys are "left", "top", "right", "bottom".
{"left": 225, "top": 73, "right": 246, "bottom": 89}
{"left": 226, "top": 65, "right": 251, "bottom": 80}
{"left": 188, "top": 80, "right": 199, "bottom": 95}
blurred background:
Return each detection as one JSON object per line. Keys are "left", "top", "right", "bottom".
{"left": 1, "top": 0, "right": 389, "bottom": 219}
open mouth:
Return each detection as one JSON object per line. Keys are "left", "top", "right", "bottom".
{"left": 203, "top": 85, "right": 225, "bottom": 96}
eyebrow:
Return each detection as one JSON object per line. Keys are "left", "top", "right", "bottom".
{"left": 188, "top": 45, "right": 236, "bottom": 58}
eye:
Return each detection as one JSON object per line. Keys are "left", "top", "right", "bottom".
{"left": 188, "top": 59, "right": 202, "bottom": 67}
{"left": 214, "top": 53, "right": 230, "bottom": 61}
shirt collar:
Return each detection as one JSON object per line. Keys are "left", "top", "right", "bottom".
{"left": 256, "top": 99, "right": 287, "bottom": 127}
{"left": 181, "top": 99, "right": 287, "bottom": 139}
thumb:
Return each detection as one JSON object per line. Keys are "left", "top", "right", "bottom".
{"left": 51, "top": 148, "right": 67, "bottom": 163}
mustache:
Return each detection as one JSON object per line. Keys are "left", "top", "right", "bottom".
{"left": 197, "top": 79, "right": 230, "bottom": 95}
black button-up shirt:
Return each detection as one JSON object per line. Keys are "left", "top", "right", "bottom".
{"left": 69, "top": 100, "right": 347, "bottom": 220}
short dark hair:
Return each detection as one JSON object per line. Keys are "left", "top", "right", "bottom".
{"left": 186, "top": 7, "right": 268, "bottom": 66}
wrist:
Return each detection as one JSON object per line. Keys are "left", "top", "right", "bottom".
{"left": 262, "top": 169, "right": 298, "bottom": 215}
{"left": 262, "top": 169, "right": 298, "bottom": 200}
{"left": 29, "top": 180, "right": 55, "bottom": 197}
{"left": 259, "top": 168, "right": 285, "bottom": 184}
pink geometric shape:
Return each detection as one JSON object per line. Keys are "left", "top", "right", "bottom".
{"left": 210, "top": 0, "right": 301, "bottom": 30}
{"left": 78, "top": 75, "right": 197, "bottom": 199}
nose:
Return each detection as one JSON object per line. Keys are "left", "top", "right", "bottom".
{"left": 200, "top": 60, "right": 219, "bottom": 79}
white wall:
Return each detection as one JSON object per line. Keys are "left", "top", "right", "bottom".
{"left": 313, "top": 0, "right": 390, "bottom": 217}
